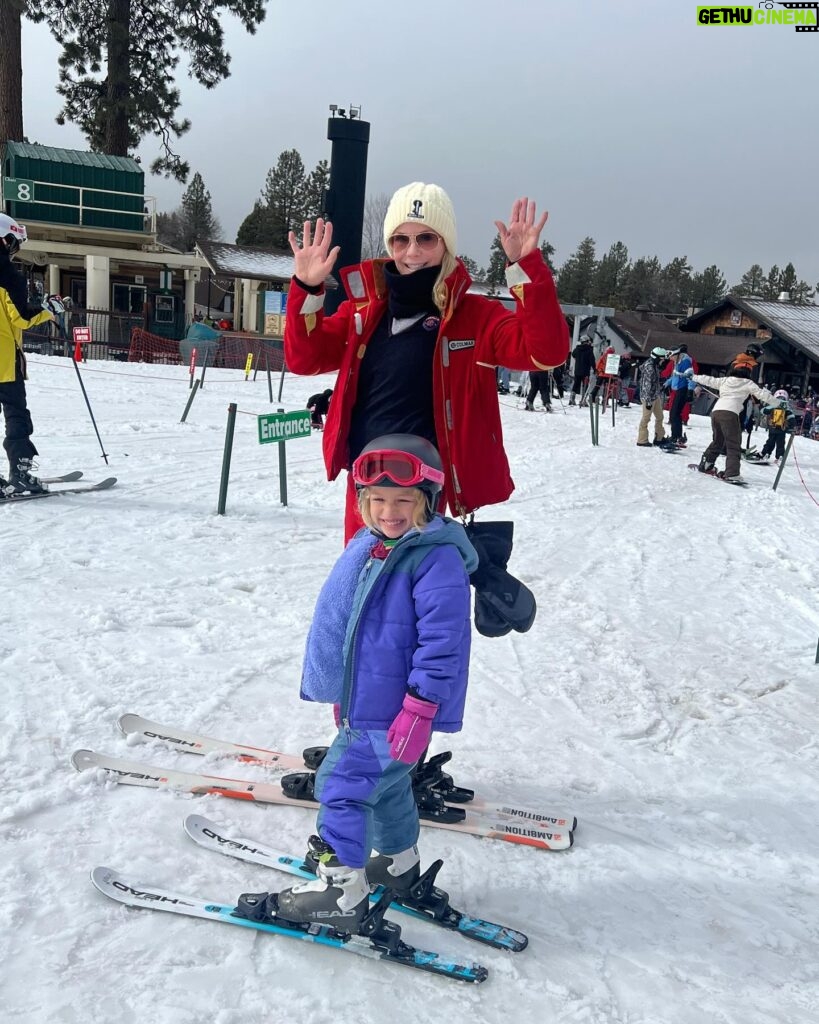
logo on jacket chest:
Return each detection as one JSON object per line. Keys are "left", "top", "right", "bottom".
{"left": 448, "top": 339, "right": 475, "bottom": 351}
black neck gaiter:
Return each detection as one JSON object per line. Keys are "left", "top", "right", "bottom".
{"left": 383, "top": 261, "right": 441, "bottom": 320}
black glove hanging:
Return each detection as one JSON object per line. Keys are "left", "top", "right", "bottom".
{"left": 464, "top": 521, "right": 537, "bottom": 638}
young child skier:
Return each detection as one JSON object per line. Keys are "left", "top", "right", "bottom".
{"left": 260, "top": 433, "right": 477, "bottom": 931}
{"left": 755, "top": 389, "right": 796, "bottom": 463}
{"left": 688, "top": 359, "right": 774, "bottom": 484}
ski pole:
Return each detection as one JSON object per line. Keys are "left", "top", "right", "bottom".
{"left": 552, "top": 370, "right": 565, "bottom": 413}
{"left": 70, "top": 354, "right": 109, "bottom": 465}
{"left": 771, "top": 433, "right": 794, "bottom": 492}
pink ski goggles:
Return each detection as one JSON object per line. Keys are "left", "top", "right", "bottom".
{"left": 352, "top": 449, "right": 445, "bottom": 489}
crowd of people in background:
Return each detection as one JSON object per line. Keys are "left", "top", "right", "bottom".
{"left": 491, "top": 334, "right": 819, "bottom": 484}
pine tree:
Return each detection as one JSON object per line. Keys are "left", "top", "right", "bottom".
{"left": 557, "top": 237, "right": 597, "bottom": 304}
{"left": 590, "top": 241, "right": 629, "bottom": 306}
{"left": 156, "top": 209, "right": 185, "bottom": 250}
{"left": 179, "top": 172, "right": 221, "bottom": 248}
{"left": 619, "top": 256, "right": 662, "bottom": 310}
{"left": 790, "top": 280, "right": 815, "bottom": 305}
{"left": 458, "top": 255, "right": 484, "bottom": 281}
{"left": 485, "top": 234, "right": 507, "bottom": 287}
{"left": 762, "top": 265, "right": 782, "bottom": 301}
{"left": 236, "top": 200, "right": 274, "bottom": 247}
{"left": 303, "top": 160, "right": 330, "bottom": 222}
{"left": 656, "top": 256, "right": 692, "bottom": 313}
{"left": 29, "top": 1, "right": 267, "bottom": 181}
{"left": 731, "top": 264, "right": 765, "bottom": 297}
{"left": 780, "top": 262, "right": 797, "bottom": 297}
{"left": 539, "top": 240, "right": 556, "bottom": 273}
{"left": 690, "top": 265, "right": 726, "bottom": 310}
{"left": 0, "top": 1, "right": 26, "bottom": 147}
{"left": 262, "top": 149, "right": 307, "bottom": 249}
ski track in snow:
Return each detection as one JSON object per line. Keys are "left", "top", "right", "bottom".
{"left": 1, "top": 359, "right": 818, "bottom": 1023}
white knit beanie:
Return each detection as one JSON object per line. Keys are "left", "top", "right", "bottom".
{"left": 383, "top": 182, "right": 457, "bottom": 255}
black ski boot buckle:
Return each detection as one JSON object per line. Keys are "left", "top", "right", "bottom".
{"left": 301, "top": 745, "right": 328, "bottom": 771}
{"left": 281, "top": 771, "right": 318, "bottom": 802}
{"left": 355, "top": 889, "right": 405, "bottom": 955}
{"left": 402, "top": 860, "right": 451, "bottom": 921}
{"left": 234, "top": 890, "right": 273, "bottom": 922}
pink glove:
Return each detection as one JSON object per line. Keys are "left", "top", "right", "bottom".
{"left": 387, "top": 694, "right": 438, "bottom": 764}
{"left": 332, "top": 703, "right": 341, "bottom": 728}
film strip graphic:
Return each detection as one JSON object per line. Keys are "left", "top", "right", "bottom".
{"left": 775, "top": 2, "right": 819, "bottom": 32}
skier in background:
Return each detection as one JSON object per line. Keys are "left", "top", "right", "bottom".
{"left": 306, "top": 388, "right": 333, "bottom": 430}
{"left": 568, "top": 333, "right": 594, "bottom": 406}
{"left": 263, "top": 435, "right": 477, "bottom": 930}
{"left": 524, "top": 369, "right": 552, "bottom": 412}
{"left": 755, "top": 389, "right": 796, "bottom": 463}
{"left": 0, "top": 214, "right": 54, "bottom": 496}
{"left": 667, "top": 345, "right": 695, "bottom": 449}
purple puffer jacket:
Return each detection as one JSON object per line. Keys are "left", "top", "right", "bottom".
{"left": 302, "top": 516, "right": 477, "bottom": 733}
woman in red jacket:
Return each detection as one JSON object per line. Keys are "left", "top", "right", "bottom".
{"left": 284, "top": 183, "right": 569, "bottom": 540}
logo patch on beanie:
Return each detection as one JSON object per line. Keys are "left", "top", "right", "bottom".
{"left": 422, "top": 316, "right": 440, "bottom": 332}
{"left": 408, "top": 200, "right": 424, "bottom": 220}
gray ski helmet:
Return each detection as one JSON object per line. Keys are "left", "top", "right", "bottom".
{"left": 651, "top": 346, "right": 668, "bottom": 359}
{"left": 353, "top": 433, "right": 444, "bottom": 504}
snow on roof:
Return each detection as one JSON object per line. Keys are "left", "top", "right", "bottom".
{"left": 196, "top": 239, "right": 338, "bottom": 287}
{"left": 736, "top": 298, "right": 819, "bottom": 361}
{"left": 197, "top": 240, "right": 296, "bottom": 282}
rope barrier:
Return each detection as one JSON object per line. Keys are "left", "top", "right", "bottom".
{"left": 789, "top": 439, "right": 819, "bottom": 508}
{"left": 26, "top": 356, "right": 284, "bottom": 388}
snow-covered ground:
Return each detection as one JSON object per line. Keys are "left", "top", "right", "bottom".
{"left": 2, "top": 355, "right": 818, "bottom": 1024}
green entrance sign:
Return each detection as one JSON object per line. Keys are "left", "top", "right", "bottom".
{"left": 257, "top": 410, "right": 312, "bottom": 445}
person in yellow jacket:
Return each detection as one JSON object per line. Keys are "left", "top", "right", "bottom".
{"left": 0, "top": 214, "right": 53, "bottom": 495}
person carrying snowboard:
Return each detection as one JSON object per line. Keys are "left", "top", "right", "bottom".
{"left": 268, "top": 434, "right": 477, "bottom": 930}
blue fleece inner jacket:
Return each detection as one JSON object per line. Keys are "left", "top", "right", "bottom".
{"left": 300, "top": 515, "right": 478, "bottom": 732}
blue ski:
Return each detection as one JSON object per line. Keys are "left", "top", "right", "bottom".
{"left": 91, "top": 866, "right": 488, "bottom": 984}
{"left": 184, "top": 814, "right": 528, "bottom": 953}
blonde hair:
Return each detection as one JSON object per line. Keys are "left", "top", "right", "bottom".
{"left": 358, "top": 487, "right": 430, "bottom": 531}
{"left": 433, "top": 251, "right": 457, "bottom": 314}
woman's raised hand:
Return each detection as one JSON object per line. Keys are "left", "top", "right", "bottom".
{"left": 288, "top": 219, "right": 341, "bottom": 287}
{"left": 494, "top": 198, "right": 548, "bottom": 264}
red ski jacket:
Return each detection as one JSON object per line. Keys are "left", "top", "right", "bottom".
{"left": 284, "top": 251, "right": 569, "bottom": 517}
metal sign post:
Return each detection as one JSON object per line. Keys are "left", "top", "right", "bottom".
{"left": 257, "top": 408, "right": 312, "bottom": 506}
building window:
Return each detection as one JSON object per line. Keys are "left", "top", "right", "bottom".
{"left": 714, "top": 326, "right": 757, "bottom": 337}
{"left": 112, "top": 283, "right": 147, "bottom": 314}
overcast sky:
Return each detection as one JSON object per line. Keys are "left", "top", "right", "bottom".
{"left": 19, "top": 0, "right": 819, "bottom": 287}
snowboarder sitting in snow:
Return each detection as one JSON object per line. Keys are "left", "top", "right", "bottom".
{"left": 688, "top": 359, "right": 774, "bottom": 485}
{"left": 306, "top": 388, "right": 333, "bottom": 430}
{"left": 263, "top": 434, "right": 477, "bottom": 932}
{"left": 755, "top": 390, "right": 796, "bottom": 463}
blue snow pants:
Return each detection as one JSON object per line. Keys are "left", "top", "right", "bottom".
{"left": 315, "top": 728, "right": 420, "bottom": 868}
